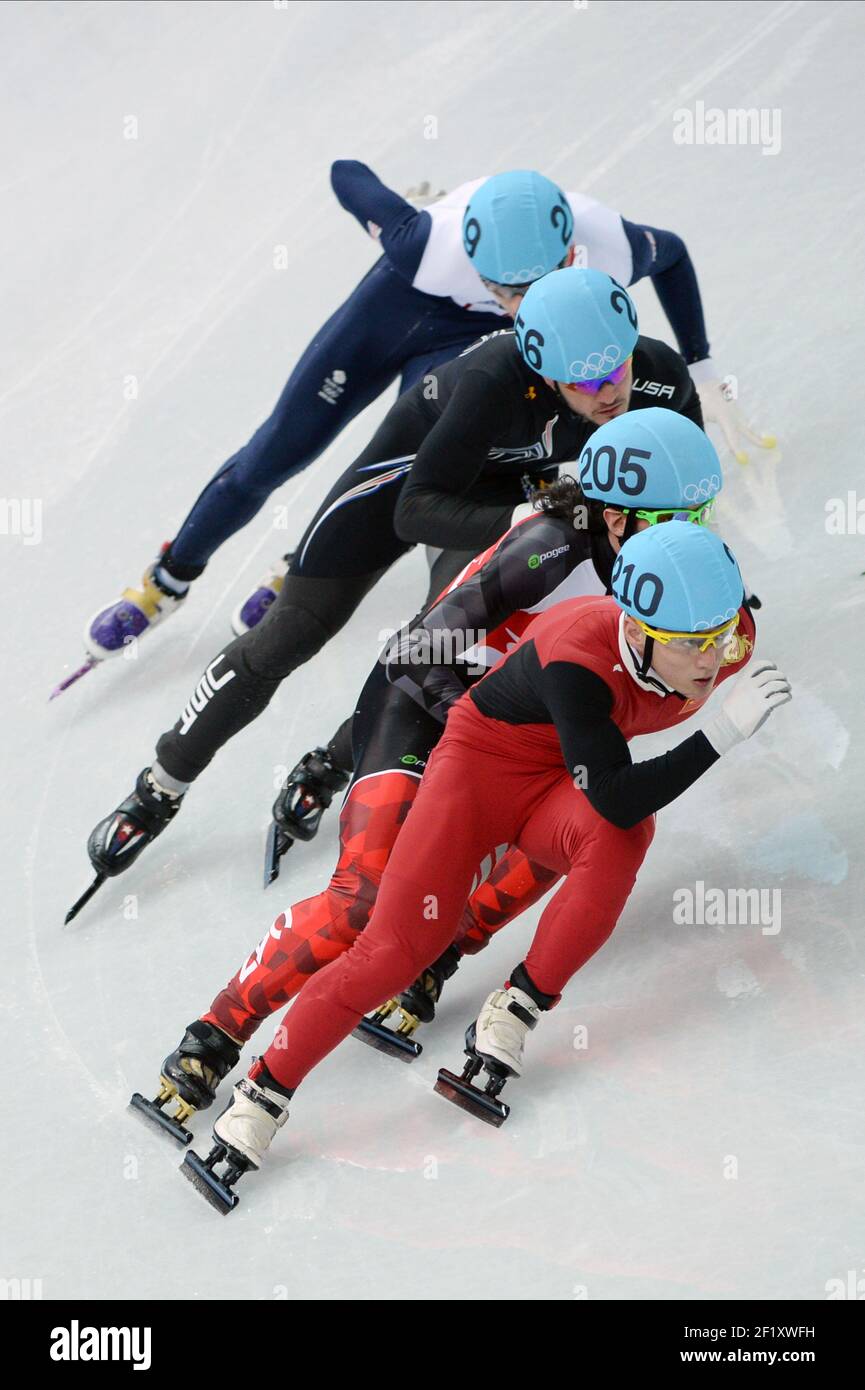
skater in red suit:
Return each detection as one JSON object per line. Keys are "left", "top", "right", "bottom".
{"left": 178, "top": 521, "right": 791, "bottom": 1211}
{"left": 131, "top": 409, "right": 724, "bottom": 1142}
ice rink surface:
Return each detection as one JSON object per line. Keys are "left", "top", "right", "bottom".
{"left": 3, "top": 0, "right": 863, "bottom": 1300}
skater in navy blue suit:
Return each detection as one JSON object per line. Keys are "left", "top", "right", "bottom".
{"left": 84, "top": 163, "right": 714, "bottom": 657}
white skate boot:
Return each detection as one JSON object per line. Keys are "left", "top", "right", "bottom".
{"left": 180, "top": 1072, "right": 291, "bottom": 1213}
{"left": 212, "top": 1074, "right": 290, "bottom": 1168}
{"left": 434, "top": 985, "right": 542, "bottom": 1127}
{"left": 474, "top": 985, "right": 542, "bottom": 1077}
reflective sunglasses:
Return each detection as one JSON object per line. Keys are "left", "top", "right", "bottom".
{"left": 635, "top": 614, "right": 739, "bottom": 654}
{"left": 569, "top": 355, "right": 632, "bottom": 396}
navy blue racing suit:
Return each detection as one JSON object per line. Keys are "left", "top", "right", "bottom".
{"left": 162, "top": 161, "right": 708, "bottom": 577}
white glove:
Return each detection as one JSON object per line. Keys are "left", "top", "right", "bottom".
{"left": 511, "top": 502, "right": 536, "bottom": 527}
{"left": 688, "top": 358, "right": 776, "bottom": 465}
{"left": 403, "top": 181, "right": 447, "bottom": 209}
{"left": 703, "top": 659, "right": 792, "bottom": 756}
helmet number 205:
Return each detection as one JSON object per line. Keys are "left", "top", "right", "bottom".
{"left": 579, "top": 443, "right": 650, "bottom": 497}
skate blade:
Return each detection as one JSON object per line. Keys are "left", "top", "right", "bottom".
{"left": 352, "top": 1016, "right": 422, "bottom": 1062}
{"left": 264, "top": 821, "right": 293, "bottom": 887}
{"left": 49, "top": 654, "right": 100, "bottom": 701}
{"left": 129, "top": 1091, "right": 194, "bottom": 1146}
{"left": 434, "top": 1068, "right": 510, "bottom": 1127}
{"left": 180, "top": 1149, "right": 241, "bottom": 1214}
{"left": 63, "top": 873, "right": 106, "bottom": 926}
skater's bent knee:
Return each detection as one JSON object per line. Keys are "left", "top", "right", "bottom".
{"left": 335, "top": 932, "right": 430, "bottom": 1014}
{"left": 240, "top": 604, "right": 335, "bottom": 680}
{"left": 241, "top": 574, "right": 375, "bottom": 680}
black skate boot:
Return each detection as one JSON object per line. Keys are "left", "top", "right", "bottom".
{"left": 264, "top": 746, "right": 350, "bottom": 885}
{"left": 353, "top": 946, "right": 461, "bottom": 1062}
{"left": 65, "top": 768, "right": 185, "bottom": 923}
{"left": 129, "top": 1019, "right": 242, "bottom": 1145}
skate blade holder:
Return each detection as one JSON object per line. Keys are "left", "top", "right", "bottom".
{"left": 434, "top": 1062, "right": 510, "bottom": 1127}
{"left": 181, "top": 1144, "right": 248, "bottom": 1215}
{"left": 352, "top": 1001, "right": 422, "bottom": 1062}
{"left": 264, "top": 822, "right": 294, "bottom": 887}
{"left": 129, "top": 1082, "right": 195, "bottom": 1146}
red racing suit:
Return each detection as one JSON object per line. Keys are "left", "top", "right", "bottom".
{"left": 253, "top": 595, "right": 755, "bottom": 1091}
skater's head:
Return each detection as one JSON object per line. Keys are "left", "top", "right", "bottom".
{"left": 463, "top": 171, "right": 575, "bottom": 314}
{"left": 534, "top": 409, "right": 722, "bottom": 552}
{"left": 480, "top": 250, "right": 576, "bottom": 317}
{"left": 513, "top": 268, "right": 639, "bottom": 423}
{"left": 622, "top": 611, "right": 733, "bottom": 698}
{"left": 611, "top": 521, "right": 744, "bottom": 699}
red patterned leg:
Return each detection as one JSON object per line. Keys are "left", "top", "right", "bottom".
{"left": 203, "top": 771, "right": 420, "bottom": 1041}
{"left": 456, "top": 846, "right": 561, "bottom": 956}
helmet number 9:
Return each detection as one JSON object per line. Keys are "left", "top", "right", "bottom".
{"left": 611, "top": 554, "right": 663, "bottom": 617}
{"left": 464, "top": 216, "right": 481, "bottom": 259}
{"left": 609, "top": 277, "right": 637, "bottom": 330}
{"left": 579, "top": 444, "right": 649, "bottom": 497}
{"left": 550, "top": 197, "right": 573, "bottom": 248}
{"left": 515, "top": 313, "right": 544, "bottom": 370}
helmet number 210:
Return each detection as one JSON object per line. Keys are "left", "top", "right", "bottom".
{"left": 610, "top": 554, "right": 663, "bottom": 617}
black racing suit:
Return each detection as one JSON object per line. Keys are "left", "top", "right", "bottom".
{"left": 155, "top": 330, "right": 701, "bottom": 785}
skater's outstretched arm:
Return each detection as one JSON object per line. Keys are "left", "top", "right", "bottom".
{"left": 635, "top": 337, "right": 704, "bottom": 428}
{"left": 622, "top": 219, "right": 709, "bottom": 365}
{"left": 330, "top": 159, "right": 432, "bottom": 282}
{"left": 621, "top": 217, "right": 776, "bottom": 462}
{"left": 543, "top": 661, "right": 720, "bottom": 829}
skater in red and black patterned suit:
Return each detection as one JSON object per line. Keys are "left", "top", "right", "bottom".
{"left": 139, "top": 467, "right": 621, "bottom": 1128}
{"left": 187, "top": 524, "right": 790, "bottom": 1195}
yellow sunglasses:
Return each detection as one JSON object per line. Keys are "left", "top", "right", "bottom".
{"left": 635, "top": 614, "right": 739, "bottom": 654}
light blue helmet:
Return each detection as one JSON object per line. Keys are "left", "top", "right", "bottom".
{"left": 611, "top": 520, "right": 744, "bottom": 632}
{"left": 462, "top": 171, "right": 574, "bottom": 286}
{"left": 513, "top": 267, "right": 638, "bottom": 383}
{"left": 579, "top": 408, "right": 722, "bottom": 510}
